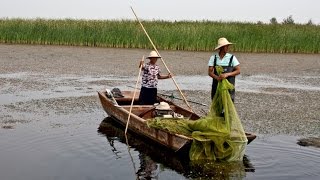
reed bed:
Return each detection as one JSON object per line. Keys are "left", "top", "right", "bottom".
{"left": 0, "top": 19, "right": 319, "bottom": 53}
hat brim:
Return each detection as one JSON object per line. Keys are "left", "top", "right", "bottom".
{"left": 146, "top": 56, "right": 161, "bottom": 59}
{"left": 214, "top": 43, "right": 233, "bottom": 50}
{"left": 156, "top": 108, "right": 171, "bottom": 110}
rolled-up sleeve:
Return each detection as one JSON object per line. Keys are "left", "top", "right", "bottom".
{"left": 232, "top": 56, "right": 240, "bottom": 67}
{"left": 208, "top": 56, "right": 214, "bottom": 66}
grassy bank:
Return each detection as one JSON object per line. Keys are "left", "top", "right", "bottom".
{"left": 0, "top": 19, "right": 319, "bottom": 53}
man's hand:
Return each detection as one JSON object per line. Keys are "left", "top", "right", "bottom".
{"left": 215, "top": 76, "right": 222, "bottom": 81}
{"left": 219, "top": 73, "right": 229, "bottom": 79}
{"left": 139, "top": 59, "right": 144, "bottom": 68}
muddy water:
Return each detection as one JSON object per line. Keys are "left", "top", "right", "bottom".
{"left": 0, "top": 45, "right": 320, "bottom": 180}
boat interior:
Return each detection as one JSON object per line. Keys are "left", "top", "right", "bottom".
{"left": 110, "top": 90, "right": 199, "bottom": 120}
{"left": 103, "top": 90, "right": 256, "bottom": 143}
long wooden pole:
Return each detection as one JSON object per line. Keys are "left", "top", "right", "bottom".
{"left": 124, "top": 134, "right": 138, "bottom": 179}
{"left": 130, "top": 6, "right": 194, "bottom": 112}
{"left": 125, "top": 56, "right": 144, "bottom": 134}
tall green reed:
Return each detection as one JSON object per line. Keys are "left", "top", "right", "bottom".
{"left": 0, "top": 19, "right": 319, "bottom": 53}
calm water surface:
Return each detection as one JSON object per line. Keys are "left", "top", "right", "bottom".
{"left": 1, "top": 114, "right": 320, "bottom": 180}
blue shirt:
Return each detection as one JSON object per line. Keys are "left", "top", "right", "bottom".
{"left": 208, "top": 53, "right": 240, "bottom": 67}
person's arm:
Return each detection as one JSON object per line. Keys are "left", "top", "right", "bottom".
{"left": 158, "top": 73, "right": 172, "bottom": 79}
{"left": 139, "top": 59, "right": 145, "bottom": 69}
{"left": 208, "top": 66, "right": 222, "bottom": 81}
{"left": 219, "top": 65, "right": 240, "bottom": 79}
{"left": 208, "top": 55, "right": 222, "bottom": 81}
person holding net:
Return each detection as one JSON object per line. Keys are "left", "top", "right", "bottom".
{"left": 148, "top": 39, "right": 248, "bottom": 161}
{"left": 208, "top": 37, "right": 241, "bottom": 102}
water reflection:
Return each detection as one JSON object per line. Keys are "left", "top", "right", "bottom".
{"left": 98, "top": 117, "right": 255, "bottom": 179}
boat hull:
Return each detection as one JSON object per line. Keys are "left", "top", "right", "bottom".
{"left": 98, "top": 91, "right": 192, "bottom": 151}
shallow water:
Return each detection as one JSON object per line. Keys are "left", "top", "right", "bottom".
{"left": 1, "top": 116, "right": 320, "bottom": 180}
{"left": 157, "top": 75, "right": 320, "bottom": 92}
{"left": 1, "top": 72, "right": 319, "bottom": 101}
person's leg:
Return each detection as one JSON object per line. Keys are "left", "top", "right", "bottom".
{"left": 151, "top": 88, "right": 158, "bottom": 104}
{"left": 226, "top": 76, "right": 235, "bottom": 102}
{"left": 229, "top": 89, "right": 235, "bottom": 102}
{"left": 139, "top": 87, "right": 147, "bottom": 105}
{"left": 211, "top": 80, "right": 218, "bottom": 100}
{"left": 147, "top": 88, "right": 157, "bottom": 105}
{"left": 139, "top": 87, "right": 158, "bottom": 105}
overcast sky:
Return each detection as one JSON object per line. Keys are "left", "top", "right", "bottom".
{"left": 1, "top": 0, "right": 319, "bottom": 24}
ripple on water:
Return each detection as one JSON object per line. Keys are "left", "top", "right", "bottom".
{"left": 246, "top": 135, "right": 320, "bottom": 179}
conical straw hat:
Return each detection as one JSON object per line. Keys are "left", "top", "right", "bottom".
{"left": 214, "top": 37, "right": 234, "bottom": 50}
{"left": 155, "top": 102, "right": 171, "bottom": 110}
{"left": 147, "top": 50, "right": 161, "bottom": 59}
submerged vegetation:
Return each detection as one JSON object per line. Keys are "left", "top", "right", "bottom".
{"left": 0, "top": 18, "right": 319, "bottom": 53}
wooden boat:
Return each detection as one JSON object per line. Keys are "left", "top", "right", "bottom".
{"left": 98, "top": 90, "right": 256, "bottom": 152}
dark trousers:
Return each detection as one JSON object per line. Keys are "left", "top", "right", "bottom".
{"left": 211, "top": 80, "right": 235, "bottom": 102}
{"left": 139, "top": 86, "right": 158, "bottom": 105}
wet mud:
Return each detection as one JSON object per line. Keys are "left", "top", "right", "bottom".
{"left": 298, "top": 137, "right": 320, "bottom": 148}
{"left": 0, "top": 44, "right": 319, "bottom": 137}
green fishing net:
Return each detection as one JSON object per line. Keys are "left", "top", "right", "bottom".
{"left": 147, "top": 66, "right": 247, "bottom": 161}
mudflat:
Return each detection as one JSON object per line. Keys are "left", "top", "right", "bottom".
{"left": 0, "top": 44, "right": 319, "bottom": 137}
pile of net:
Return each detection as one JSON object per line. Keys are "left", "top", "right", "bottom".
{"left": 147, "top": 66, "right": 247, "bottom": 162}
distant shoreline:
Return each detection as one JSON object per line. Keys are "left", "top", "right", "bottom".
{"left": 0, "top": 19, "right": 319, "bottom": 53}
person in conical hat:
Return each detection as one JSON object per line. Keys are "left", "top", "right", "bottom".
{"left": 208, "top": 37, "right": 241, "bottom": 102}
{"left": 155, "top": 102, "right": 171, "bottom": 110}
{"left": 138, "top": 50, "right": 172, "bottom": 105}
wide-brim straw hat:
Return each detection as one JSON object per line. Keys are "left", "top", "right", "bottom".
{"left": 214, "top": 37, "right": 234, "bottom": 50}
{"left": 146, "top": 50, "right": 161, "bottom": 59}
{"left": 155, "top": 102, "right": 171, "bottom": 110}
